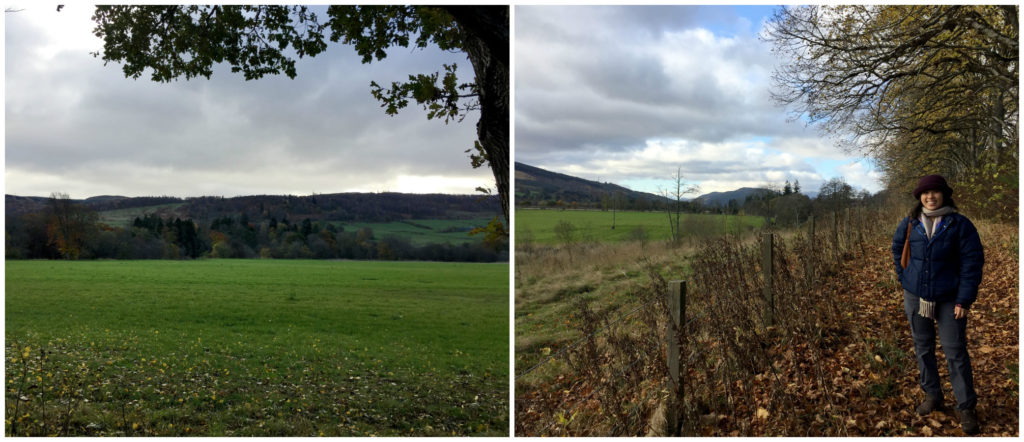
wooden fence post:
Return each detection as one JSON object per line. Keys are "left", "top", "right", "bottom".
{"left": 667, "top": 280, "right": 685, "bottom": 436}
{"left": 762, "top": 233, "right": 774, "bottom": 326}
{"left": 806, "top": 216, "right": 815, "bottom": 286}
{"left": 857, "top": 206, "right": 865, "bottom": 254}
{"left": 845, "top": 207, "right": 852, "bottom": 250}
{"left": 832, "top": 211, "right": 840, "bottom": 266}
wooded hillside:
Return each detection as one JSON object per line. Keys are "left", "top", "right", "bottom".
{"left": 5, "top": 193, "right": 505, "bottom": 262}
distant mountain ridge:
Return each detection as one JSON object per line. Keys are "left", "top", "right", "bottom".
{"left": 515, "top": 162, "right": 671, "bottom": 206}
{"left": 691, "top": 187, "right": 774, "bottom": 208}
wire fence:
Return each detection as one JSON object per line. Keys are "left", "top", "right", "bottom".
{"left": 515, "top": 273, "right": 669, "bottom": 436}
{"left": 516, "top": 206, "right": 894, "bottom": 437}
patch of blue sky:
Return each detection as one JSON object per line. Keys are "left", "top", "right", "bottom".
{"left": 808, "top": 159, "right": 849, "bottom": 179}
{"left": 619, "top": 178, "right": 675, "bottom": 196}
{"left": 747, "top": 135, "right": 774, "bottom": 146}
{"left": 698, "top": 5, "right": 779, "bottom": 38}
{"left": 732, "top": 5, "right": 779, "bottom": 30}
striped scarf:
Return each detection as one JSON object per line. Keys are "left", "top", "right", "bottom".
{"left": 917, "top": 205, "right": 955, "bottom": 319}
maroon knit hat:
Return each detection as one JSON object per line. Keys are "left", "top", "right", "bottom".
{"left": 913, "top": 174, "right": 953, "bottom": 199}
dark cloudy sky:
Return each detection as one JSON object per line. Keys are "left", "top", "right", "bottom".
{"left": 5, "top": 5, "right": 489, "bottom": 199}
{"left": 515, "top": 5, "right": 883, "bottom": 196}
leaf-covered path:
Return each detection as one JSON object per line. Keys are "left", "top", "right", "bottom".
{"left": 746, "top": 222, "right": 1018, "bottom": 436}
{"left": 848, "top": 222, "right": 1019, "bottom": 436}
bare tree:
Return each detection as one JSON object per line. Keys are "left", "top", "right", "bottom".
{"left": 660, "top": 166, "right": 700, "bottom": 245}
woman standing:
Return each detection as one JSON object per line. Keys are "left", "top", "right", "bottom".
{"left": 891, "top": 174, "right": 984, "bottom": 435}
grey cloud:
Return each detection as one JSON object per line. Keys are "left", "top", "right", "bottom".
{"left": 6, "top": 7, "right": 485, "bottom": 198}
{"left": 515, "top": 6, "right": 811, "bottom": 156}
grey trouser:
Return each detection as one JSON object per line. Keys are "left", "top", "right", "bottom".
{"left": 903, "top": 290, "right": 977, "bottom": 410}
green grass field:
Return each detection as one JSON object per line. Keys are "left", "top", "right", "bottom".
{"left": 5, "top": 260, "right": 508, "bottom": 436}
{"left": 341, "top": 218, "right": 495, "bottom": 246}
{"left": 515, "top": 209, "right": 764, "bottom": 244}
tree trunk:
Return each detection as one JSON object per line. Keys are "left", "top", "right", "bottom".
{"left": 444, "top": 6, "right": 510, "bottom": 227}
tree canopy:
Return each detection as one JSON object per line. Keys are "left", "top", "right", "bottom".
{"left": 765, "top": 5, "right": 1018, "bottom": 220}
{"left": 91, "top": 5, "right": 509, "bottom": 228}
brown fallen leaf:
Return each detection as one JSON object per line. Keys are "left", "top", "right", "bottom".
{"left": 920, "top": 426, "right": 933, "bottom": 436}
{"left": 756, "top": 408, "right": 770, "bottom": 420}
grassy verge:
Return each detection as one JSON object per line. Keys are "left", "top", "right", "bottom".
{"left": 514, "top": 239, "right": 691, "bottom": 400}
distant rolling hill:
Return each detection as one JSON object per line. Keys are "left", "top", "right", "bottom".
{"left": 5, "top": 192, "right": 501, "bottom": 227}
{"left": 691, "top": 187, "right": 773, "bottom": 208}
{"left": 515, "top": 162, "right": 671, "bottom": 206}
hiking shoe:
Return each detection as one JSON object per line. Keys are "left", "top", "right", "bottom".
{"left": 916, "top": 395, "right": 944, "bottom": 416}
{"left": 960, "top": 408, "right": 979, "bottom": 435}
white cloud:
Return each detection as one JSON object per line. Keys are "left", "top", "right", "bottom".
{"left": 542, "top": 138, "right": 822, "bottom": 195}
{"left": 768, "top": 136, "right": 849, "bottom": 160}
{"left": 835, "top": 161, "right": 884, "bottom": 193}
{"left": 392, "top": 175, "right": 492, "bottom": 195}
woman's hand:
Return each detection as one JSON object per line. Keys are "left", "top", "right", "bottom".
{"left": 955, "top": 305, "right": 967, "bottom": 319}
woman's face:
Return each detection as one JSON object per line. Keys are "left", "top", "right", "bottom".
{"left": 920, "top": 189, "right": 944, "bottom": 211}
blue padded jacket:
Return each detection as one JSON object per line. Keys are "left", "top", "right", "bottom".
{"left": 891, "top": 213, "right": 984, "bottom": 307}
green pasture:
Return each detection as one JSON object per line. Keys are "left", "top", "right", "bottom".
{"left": 515, "top": 209, "right": 763, "bottom": 245}
{"left": 341, "top": 218, "right": 495, "bottom": 246}
{"left": 5, "top": 260, "right": 508, "bottom": 436}
{"left": 97, "top": 203, "right": 186, "bottom": 227}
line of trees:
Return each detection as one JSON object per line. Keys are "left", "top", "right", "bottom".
{"left": 741, "top": 178, "right": 881, "bottom": 229}
{"left": 6, "top": 194, "right": 506, "bottom": 262}
{"left": 518, "top": 192, "right": 667, "bottom": 212}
